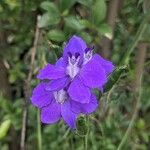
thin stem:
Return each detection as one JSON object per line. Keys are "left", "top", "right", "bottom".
{"left": 117, "top": 15, "right": 148, "bottom": 149}
{"left": 70, "top": 134, "right": 74, "bottom": 150}
{"left": 20, "top": 16, "right": 40, "bottom": 150}
{"left": 121, "top": 13, "right": 149, "bottom": 65}
{"left": 84, "top": 134, "right": 88, "bottom": 150}
{"left": 37, "top": 109, "right": 42, "bottom": 150}
{"left": 117, "top": 42, "right": 147, "bottom": 149}
{"left": 62, "top": 128, "right": 70, "bottom": 140}
{"left": 20, "top": 108, "right": 27, "bottom": 150}
{"left": 83, "top": 134, "right": 88, "bottom": 150}
{"left": 84, "top": 116, "right": 89, "bottom": 150}
{"left": 117, "top": 89, "right": 141, "bottom": 150}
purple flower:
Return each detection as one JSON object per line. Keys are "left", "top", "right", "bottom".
{"left": 31, "top": 82, "right": 77, "bottom": 128}
{"left": 31, "top": 35, "right": 114, "bottom": 129}
{"left": 31, "top": 75, "right": 98, "bottom": 129}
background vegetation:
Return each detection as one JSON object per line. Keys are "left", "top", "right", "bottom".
{"left": 0, "top": 0, "right": 150, "bottom": 149}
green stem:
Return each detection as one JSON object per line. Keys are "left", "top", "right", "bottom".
{"left": 84, "top": 134, "right": 88, "bottom": 150}
{"left": 37, "top": 109, "right": 42, "bottom": 150}
{"left": 117, "top": 85, "right": 141, "bottom": 150}
{"left": 117, "top": 13, "right": 149, "bottom": 150}
{"left": 84, "top": 116, "right": 89, "bottom": 150}
{"left": 121, "top": 14, "right": 149, "bottom": 65}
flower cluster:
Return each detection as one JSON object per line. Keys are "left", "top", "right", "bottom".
{"left": 31, "top": 35, "right": 114, "bottom": 129}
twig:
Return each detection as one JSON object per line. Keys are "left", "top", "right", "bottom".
{"left": 20, "top": 16, "right": 41, "bottom": 150}
{"left": 101, "top": 0, "right": 124, "bottom": 58}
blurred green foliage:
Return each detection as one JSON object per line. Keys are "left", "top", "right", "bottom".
{"left": 0, "top": 0, "right": 150, "bottom": 150}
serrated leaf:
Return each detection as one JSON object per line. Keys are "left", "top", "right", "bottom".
{"left": 47, "top": 30, "right": 66, "bottom": 42}
{"left": 92, "top": 0, "right": 107, "bottom": 25}
{"left": 104, "top": 66, "right": 128, "bottom": 93}
{"left": 64, "top": 16, "right": 85, "bottom": 30}
{"left": 0, "top": 120, "right": 11, "bottom": 140}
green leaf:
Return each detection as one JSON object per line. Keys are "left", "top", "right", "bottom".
{"left": 137, "top": 119, "right": 145, "bottom": 130}
{"left": 98, "top": 23, "right": 113, "bottom": 39}
{"left": 104, "top": 66, "right": 128, "bottom": 93}
{"left": 79, "top": 32, "right": 93, "bottom": 43}
{"left": 59, "top": 0, "right": 76, "bottom": 12}
{"left": 92, "top": 0, "right": 107, "bottom": 25}
{"left": 141, "top": 24, "right": 150, "bottom": 42}
{"left": 76, "top": 0, "right": 93, "bottom": 7}
{"left": 39, "top": 2, "right": 60, "bottom": 28}
{"left": 0, "top": 120, "right": 11, "bottom": 140}
{"left": 48, "top": 51, "right": 58, "bottom": 64}
{"left": 47, "top": 30, "right": 66, "bottom": 42}
{"left": 38, "top": 13, "right": 60, "bottom": 28}
{"left": 64, "top": 16, "right": 85, "bottom": 30}
{"left": 40, "top": 1, "right": 60, "bottom": 15}
{"left": 142, "top": 132, "right": 149, "bottom": 143}
{"left": 80, "top": 19, "right": 95, "bottom": 29}
{"left": 5, "top": 0, "right": 18, "bottom": 9}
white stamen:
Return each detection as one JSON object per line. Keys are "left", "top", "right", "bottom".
{"left": 83, "top": 50, "right": 93, "bottom": 65}
{"left": 66, "top": 56, "right": 80, "bottom": 78}
{"left": 53, "top": 89, "right": 67, "bottom": 104}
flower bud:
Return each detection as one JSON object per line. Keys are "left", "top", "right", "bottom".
{"left": 76, "top": 115, "right": 88, "bottom": 137}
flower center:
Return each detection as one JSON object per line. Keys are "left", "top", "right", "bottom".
{"left": 53, "top": 89, "right": 67, "bottom": 104}
{"left": 83, "top": 47, "right": 93, "bottom": 65}
{"left": 66, "top": 52, "right": 80, "bottom": 79}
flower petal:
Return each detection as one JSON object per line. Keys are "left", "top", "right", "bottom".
{"left": 98, "top": 87, "right": 103, "bottom": 93}
{"left": 63, "top": 35, "right": 87, "bottom": 64}
{"left": 41, "top": 100, "right": 61, "bottom": 124}
{"left": 71, "top": 94, "right": 98, "bottom": 114}
{"left": 37, "top": 64, "right": 66, "bottom": 80}
{"left": 61, "top": 100, "right": 77, "bottom": 129}
{"left": 80, "top": 55, "right": 107, "bottom": 88}
{"left": 46, "top": 76, "right": 70, "bottom": 91}
{"left": 93, "top": 54, "right": 115, "bottom": 75}
{"left": 55, "top": 57, "right": 66, "bottom": 68}
{"left": 31, "top": 82, "right": 52, "bottom": 108}
{"left": 68, "top": 76, "right": 91, "bottom": 103}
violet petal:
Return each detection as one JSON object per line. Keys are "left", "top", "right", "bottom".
{"left": 41, "top": 100, "right": 61, "bottom": 124}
